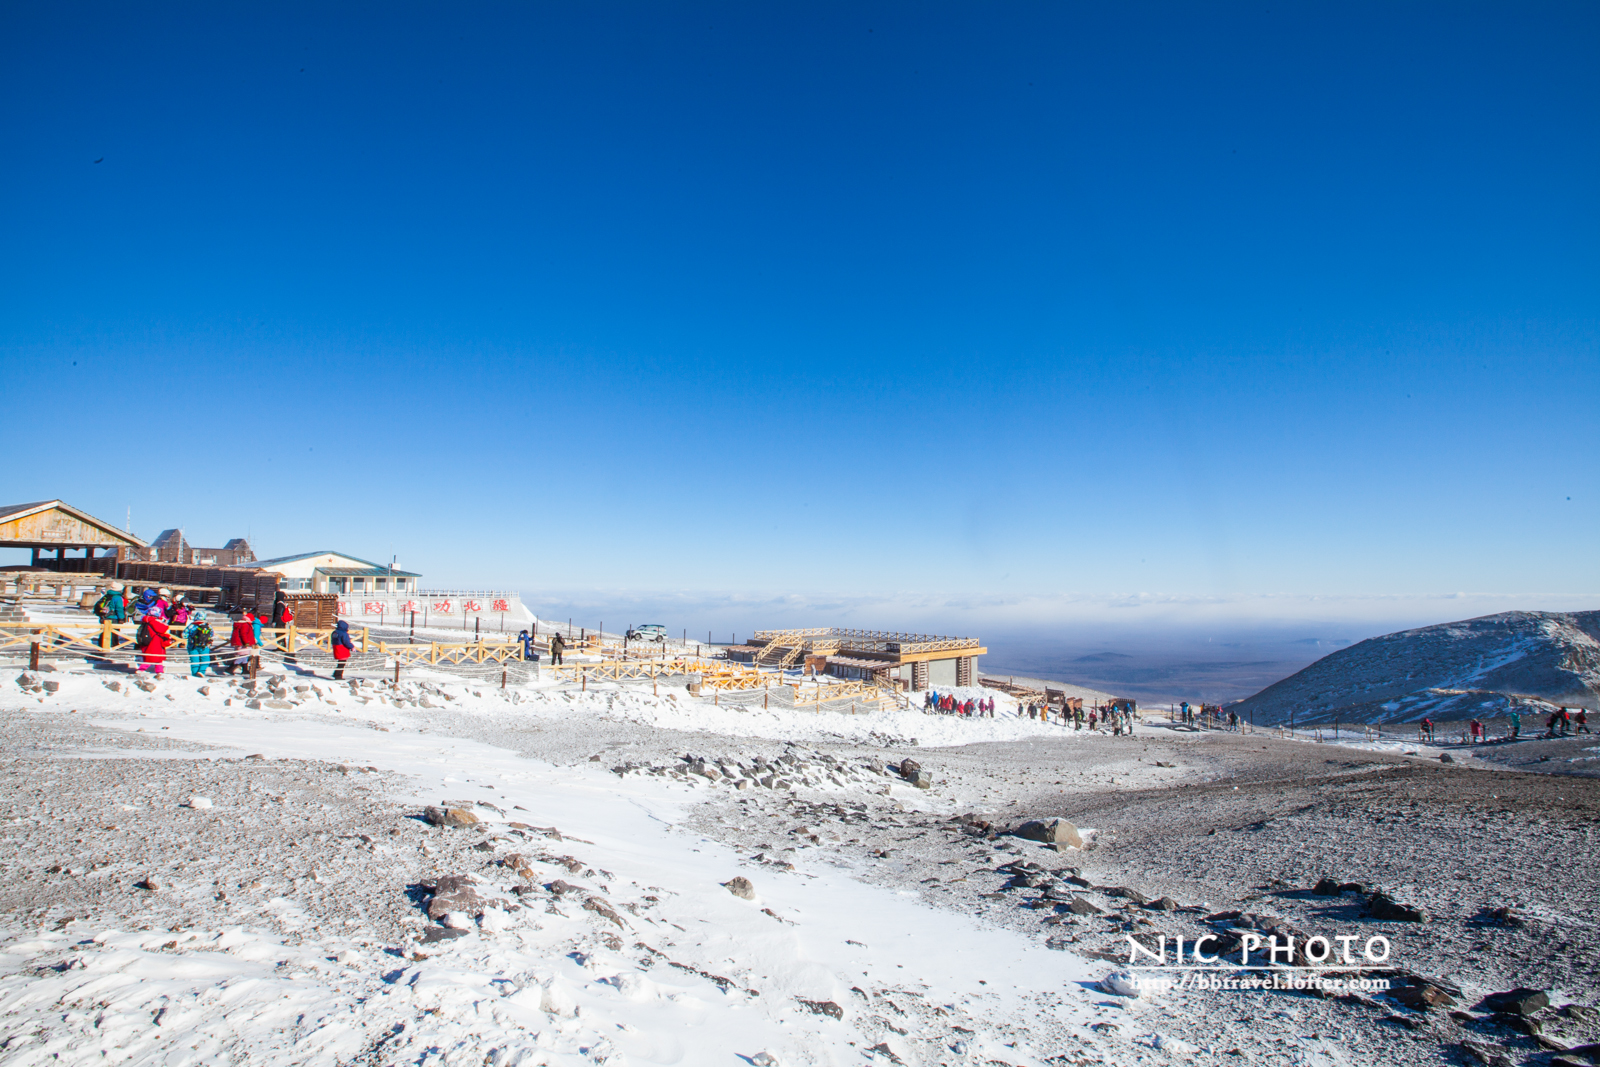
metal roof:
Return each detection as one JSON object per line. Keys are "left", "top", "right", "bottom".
{"left": 252, "top": 550, "right": 397, "bottom": 570}
{"left": 315, "top": 566, "right": 422, "bottom": 577}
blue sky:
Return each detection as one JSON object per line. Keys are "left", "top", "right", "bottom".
{"left": 2, "top": 2, "right": 1596, "bottom": 639}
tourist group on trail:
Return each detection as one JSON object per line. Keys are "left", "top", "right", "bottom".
{"left": 91, "top": 584, "right": 355, "bottom": 680}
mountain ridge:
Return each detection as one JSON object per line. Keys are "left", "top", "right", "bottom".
{"left": 1232, "top": 610, "right": 1600, "bottom": 725}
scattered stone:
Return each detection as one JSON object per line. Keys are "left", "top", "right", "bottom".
{"left": 724, "top": 876, "right": 755, "bottom": 900}
{"left": 423, "top": 874, "right": 487, "bottom": 920}
{"left": 1102, "top": 886, "right": 1149, "bottom": 905}
{"left": 1144, "top": 896, "right": 1179, "bottom": 911}
{"left": 897, "top": 758, "right": 920, "bottom": 780}
{"left": 1458, "top": 1041, "right": 1514, "bottom": 1066}
{"left": 1013, "top": 818, "right": 1084, "bottom": 849}
{"left": 135, "top": 876, "right": 161, "bottom": 891}
{"left": 1391, "top": 983, "right": 1456, "bottom": 1010}
{"left": 419, "top": 926, "right": 469, "bottom": 944}
{"left": 183, "top": 796, "right": 213, "bottom": 810}
{"left": 103, "top": 680, "right": 123, "bottom": 693}
{"left": 583, "top": 896, "right": 626, "bottom": 928}
{"left": 1154, "top": 761, "right": 1176, "bottom": 768}
{"left": 1440, "top": 753, "right": 1455, "bottom": 763}
{"left": 797, "top": 998, "right": 844, "bottom": 1019}
{"left": 134, "top": 676, "right": 159, "bottom": 693}
{"left": 1312, "top": 877, "right": 1343, "bottom": 896}
{"left": 41, "top": 680, "right": 60, "bottom": 693}
{"left": 1364, "top": 891, "right": 1428, "bottom": 922}
{"left": 1065, "top": 896, "right": 1103, "bottom": 916}
{"left": 1489, "top": 1012, "right": 1544, "bottom": 1036}
{"left": 1478, "top": 988, "right": 1550, "bottom": 1016}
{"left": 424, "top": 806, "right": 480, "bottom": 829}
{"left": 750, "top": 1054, "right": 778, "bottom": 1067}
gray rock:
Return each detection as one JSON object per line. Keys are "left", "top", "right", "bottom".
{"left": 424, "top": 806, "right": 480, "bottom": 829}
{"left": 1365, "top": 892, "right": 1428, "bottom": 923}
{"left": 1478, "top": 988, "right": 1550, "bottom": 1016}
{"left": 1013, "top": 818, "right": 1084, "bottom": 849}
{"left": 1391, "top": 983, "right": 1456, "bottom": 1010}
{"left": 424, "top": 874, "right": 486, "bottom": 920}
{"left": 1440, "top": 752, "right": 1455, "bottom": 764}
{"left": 797, "top": 998, "right": 844, "bottom": 1019}
{"left": 41, "top": 680, "right": 60, "bottom": 693}
{"left": 1065, "top": 896, "right": 1103, "bottom": 916}
{"left": 898, "top": 758, "right": 921, "bottom": 780}
{"left": 724, "top": 876, "right": 756, "bottom": 900}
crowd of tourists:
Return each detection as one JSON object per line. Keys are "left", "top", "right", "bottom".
{"left": 90, "top": 585, "right": 355, "bottom": 679}
{"left": 924, "top": 691, "right": 995, "bottom": 716}
{"left": 1417, "top": 705, "right": 1589, "bottom": 745}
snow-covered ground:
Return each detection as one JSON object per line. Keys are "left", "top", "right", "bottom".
{"left": 0, "top": 662, "right": 1188, "bottom": 1067}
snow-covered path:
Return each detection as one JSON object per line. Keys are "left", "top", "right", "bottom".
{"left": 0, "top": 668, "right": 1150, "bottom": 1067}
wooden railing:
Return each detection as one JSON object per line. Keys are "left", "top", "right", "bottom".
{"left": 378, "top": 639, "right": 524, "bottom": 668}
{"left": 793, "top": 679, "right": 890, "bottom": 708}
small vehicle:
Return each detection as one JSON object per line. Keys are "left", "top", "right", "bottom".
{"left": 626, "top": 624, "right": 669, "bottom": 642}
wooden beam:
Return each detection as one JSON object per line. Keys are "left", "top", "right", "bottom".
{"left": 894, "top": 647, "right": 987, "bottom": 664}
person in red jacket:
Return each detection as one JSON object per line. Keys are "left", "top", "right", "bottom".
{"left": 137, "top": 609, "right": 173, "bottom": 675}
{"left": 331, "top": 619, "right": 354, "bottom": 680}
{"left": 228, "top": 610, "right": 257, "bottom": 675}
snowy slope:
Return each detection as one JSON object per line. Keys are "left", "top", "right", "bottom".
{"left": 1231, "top": 610, "right": 1600, "bottom": 725}
{"left": 0, "top": 666, "right": 1194, "bottom": 1067}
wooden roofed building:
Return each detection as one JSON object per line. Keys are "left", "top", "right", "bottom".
{"left": 0, "top": 500, "right": 146, "bottom": 571}
{"left": 749, "top": 628, "right": 987, "bottom": 691}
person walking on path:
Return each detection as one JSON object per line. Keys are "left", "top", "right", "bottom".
{"left": 185, "top": 611, "right": 214, "bottom": 677}
{"left": 251, "top": 610, "right": 265, "bottom": 651}
{"left": 229, "top": 610, "right": 257, "bottom": 674}
{"left": 1577, "top": 708, "right": 1591, "bottom": 734}
{"left": 1510, "top": 709, "right": 1521, "bottom": 738}
{"left": 136, "top": 608, "right": 173, "bottom": 675}
{"left": 549, "top": 631, "right": 566, "bottom": 665}
{"left": 331, "top": 619, "right": 354, "bottom": 680}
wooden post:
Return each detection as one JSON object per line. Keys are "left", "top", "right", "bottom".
{"left": 394, "top": 661, "right": 400, "bottom": 686}
{"left": 501, "top": 668, "right": 506, "bottom": 689}
{"left": 249, "top": 654, "right": 259, "bottom": 680}
{"left": 582, "top": 668, "right": 587, "bottom": 693}
{"left": 361, "top": 627, "right": 369, "bottom": 654}
{"left": 101, "top": 620, "right": 112, "bottom": 650}
{"left": 652, "top": 662, "right": 657, "bottom": 696}
{"left": 30, "top": 642, "right": 40, "bottom": 671}
{"left": 431, "top": 642, "right": 438, "bottom": 665}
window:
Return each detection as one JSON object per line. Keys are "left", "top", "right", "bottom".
{"left": 351, "top": 578, "right": 366, "bottom": 592}
{"left": 375, "top": 578, "right": 387, "bottom": 591}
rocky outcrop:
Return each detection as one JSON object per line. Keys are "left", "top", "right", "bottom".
{"left": 1232, "top": 611, "right": 1600, "bottom": 725}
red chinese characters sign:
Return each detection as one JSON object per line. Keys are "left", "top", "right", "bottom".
{"left": 492, "top": 599, "right": 510, "bottom": 612}
{"left": 463, "top": 600, "right": 482, "bottom": 613}
{"left": 431, "top": 600, "right": 454, "bottom": 614}
{"left": 363, "top": 601, "right": 389, "bottom": 615}
{"left": 399, "top": 600, "right": 419, "bottom": 614}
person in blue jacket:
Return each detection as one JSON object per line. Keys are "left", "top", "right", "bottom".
{"left": 518, "top": 629, "right": 540, "bottom": 662}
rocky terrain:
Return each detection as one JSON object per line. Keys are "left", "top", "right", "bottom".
{"left": 2, "top": 660, "right": 1599, "bottom": 1067}
{"left": 1232, "top": 611, "right": 1600, "bottom": 726}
